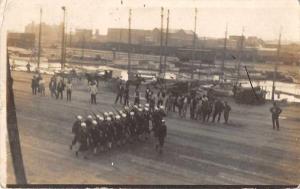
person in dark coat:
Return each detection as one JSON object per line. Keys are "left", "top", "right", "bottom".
{"left": 123, "top": 85, "right": 130, "bottom": 106}
{"left": 115, "top": 81, "right": 124, "bottom": 104}
{"left": 70, "top": 115, "right": 83, "bottom": 150}
{"left": 75, "top": 122, "right": 89, "bottom": 159}
{"left": 270, "top": 102, "right": 282, "bottom": 130}
{"left": 134, "top": 88, "right": 140, "bottom": 105}
{"left": 31, "top": 75, "right": 37, "bottom": 95}
{"left": 212, "top": 99, "right": 225, "bottom": 123}
{"left": 156, "top": 119, "right": 167, "bottom": 154}
{"left": 56, "top": 79, "right": 65, "bottom": 99}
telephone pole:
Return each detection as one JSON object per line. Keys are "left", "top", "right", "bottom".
{"left": 127, "top": 8, "right": 132, "bottom": 78}
{"left": 221, "top": 23, "right": 228, "bottom": 81}
{"left": 163, "top": 9, "right": 170, "bottom": 78}
{"left": 37, "top": 8, "right": 42, "bottom": 69}
{"left": 61, "top": 6, "right": 66, "bottom": 70}
{"left": 159, "top": 7, "right": 164, "bottom": 76}
{"left": 236, "top": 27, "right": 244, "bottom": 84}
{"left": 271, "top": 28, "right": 282, "bottom": 101}
{"left": 191, "top": 8, "right": 197, "bottom": 80}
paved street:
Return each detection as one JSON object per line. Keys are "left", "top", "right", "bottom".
{"left": 7, "top": 71, "right": 300, "bottom": 184}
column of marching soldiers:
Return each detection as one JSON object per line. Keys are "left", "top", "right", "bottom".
{"left": 70, "top": 104, "right": 167, "bottom": 159}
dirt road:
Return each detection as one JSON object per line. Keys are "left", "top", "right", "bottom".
{"left": 7, "top": 71, "right": 300, "bottom": 184}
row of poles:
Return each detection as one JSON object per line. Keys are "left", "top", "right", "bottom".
{"left": 36, "top": 6, "right": 281, "bottom": 101}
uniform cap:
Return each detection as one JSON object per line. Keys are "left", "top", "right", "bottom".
{"left": 107, "top": 117, "right": 112, "bottom": 121}
{"left": 87, "top": 115, "right": 93, "bottom": 119}
{"left": 133, "top": 105, "right": 138, "bottom": 109}
{"left": 96, "top": 115, "right": 100, "bottom": 119}
{"left": 145, "top": 107, "right": 149, "bottom": 111}
{"left": 104, "top": 112, "right": 108, "bottom": 116}
{"left": 76, "top": 115, "right": 82, "bottom": 120}
{"left": 81, "top": 122, "right": 86, "bottom": 127}
{"left": 162, "top": 119, "right": 165, "bottom": 123}
{"left": 138, "top": 104, "right": 142, "bottom": 108}
{"left": 109, "top": 112, "right": 113, "bottom": 115}
{"left": 124, "top": 106, "right": 129, "bottom": 110}
{"left": 130, "top": 112, "right": 134, "bottom": 116}
{"left": 138, "top": 108, "right": 143, "bottom": 112}
{"left": 99, "top": 117, "right": 104, "bottom": 121}
{"left": 145, "top": 104, "right": 149, "bottom": 107}
{"left": 159, "top": 106, "right": 164, "bottom": 109}
{"left": 122, "top": 113, "right": 126, "bottom": 118}
{"left": 154, "top": 107, "right": 159, "bottom": 111}
{"left": 116, "top": 115, "right": 121, "bottom": 119}
{"left": 92, "top": 120, "right": 97, "bottom": 125}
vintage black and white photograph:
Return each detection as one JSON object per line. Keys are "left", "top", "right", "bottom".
{"left": 2, "top": 0, "right": 300, "bottom": 186}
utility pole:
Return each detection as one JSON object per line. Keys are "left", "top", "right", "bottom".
{"left": 81, "top": 33, "right": 85, "bottom": 59}
{"left": 236, "top": 27, "right": 244, "bottom": 84}
{"left": 191, "top": 8, "right": 197, "bottom": 80}
{"left": 69, "top": 29, "right": 72, "bottom": 48}
{"left": 61, "top": 6, "right": 66, "bottom": 70}
{"left": 127, "top": 8, "right": 132, "bottom": 79}
{"left": 163, "top": 9, "right": 170, "bottom": 78}
{"left": 159, "top": 7, "right": 164, "bottom": 76}
{"left": 37, "top": 8, "right": 42, "bottom": 69}
{"left": 221, "top": 23, "right": 228, "bottom": 81}
{"left": 271, "top": 28, "right": 282, "bottom": 101}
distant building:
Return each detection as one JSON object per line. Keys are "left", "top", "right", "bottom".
{"left": 25, "top": 22, "right": 62, "bottom": 45}
{"left": 106, "top": 28, "right": 195, "bottom": 47}
{"left": 7, "top": 32, "right": 35, "bottom": 49}
{"left": 74, "top": 29, "right": 93, "bottom": 43}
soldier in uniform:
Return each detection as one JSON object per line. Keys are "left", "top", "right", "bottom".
{"left": 134, "top": 88, "right": 140, "bottom": 105}
{"left": 106, "top": 117, "right": 114, "bottom": 150}
{"left": 85, "top": 115, "right": 93, "bottom": 147}
{"left": 70, "top": 115, "right": 83, "bottom": 150}
{"left": 75, "top": 122, "right": 89, "bottom": 159}
{"left": 270, "top": 102, "right": 282, "bottom": 130}
{"left": 128, "top": 111, "right": 137, "bottom": 142}
{"left": 90, "top": 120, "right": 99, "bottom": 154}
{"left": 156, "top": 119, "right": 167, "bottom": 154}
{"left": 223, "top": 101, "right": 231, "bottom": 124}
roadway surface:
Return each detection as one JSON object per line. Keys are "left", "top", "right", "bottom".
{"left": 7, "top": 71, "right": 300, "bottom": 184}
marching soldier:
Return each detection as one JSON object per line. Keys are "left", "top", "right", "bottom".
{"left": 70, "top": 115, "right": 83, "bottom": 150}
{"left": 134, "top": 88, "right": 140, "bottom": 105}
{"left": 106, "top": 117, "right": 114, "bottom": 149}
{"left": 270, "top": 102, "right": 282, "bottom": 130}
{"left": 75, "top": 122, "right": 89, "bottom": 159}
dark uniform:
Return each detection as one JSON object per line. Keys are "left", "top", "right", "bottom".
{"left": 156, "top": 121, "right": 167, "bottom": 154}
{"left": 123, "top": 86, "right": 129, "bottom": 106}
{"left": 270, "top": 103, "right": 282, "bottom": 130}
{"left": 70, "top": 119, "right": 82, "bottom": 149}
{"left": 115, "top": 83, "right": 124, "bottom": 104}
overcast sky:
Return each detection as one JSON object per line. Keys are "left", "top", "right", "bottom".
{"left": 3, "top": 0, "right": 300, "bottom": 41}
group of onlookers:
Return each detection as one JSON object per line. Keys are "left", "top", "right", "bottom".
{"left": 31, "top": 74, "right": 46, "bottom": 96}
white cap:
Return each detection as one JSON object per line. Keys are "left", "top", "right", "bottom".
{"left": 99, "top": 117, "right": 104, "bottom": 121}
{"left": 109, "top": 112, "right": 113, "bottom": 115}
{"left": 119, "top": 110, "right": 123, "bottom": 114}
{"left": 160, "top": 106, "right": 164, "bottom": 109}
{"left": 116, "top": 115, "right": 121, "bottom": 119}
{"left": 107, "top": 117, "right": 112, "bottom": 121}
{"left": 104, "top": 112, "right": 108, "bottom": 116}
{"left": 134, "top": 105, "right": 138, "bottom": 109}
{"left": 130, "top": 112, "right": 134, "bottom": 116}
{"left": 145, "top": 107, "right": 149, "bottom": 111}
{"left": 77, "top": 115, "right": 82, "bottom": 120}
{"left": 96, "top": 115, "right": 100, "bottom": 119}
{"left": 92, "top": 120, "right": 97, "bottom": 125}
{"left": 87, "top": 115, "right": 93, "bottom": 119}
{"left": 122, "top": 113, "right": 126, "bottom": 118}
{"left": 81, "top": 122, "right": 86, "bottom": 127}
{"left": 155, "top": 107, "right": 159, "bottom": 111}
{"left": 124, "top": 106, "right": 129, "bottom": 110}
{"left": 162, "top": 119, "right": 165, "bottom": 123}
{"left": 145, "top": 104, "right": 149, "bottom": 107}
{"left": 138, "top": 108, "right": 143, "bottom": 112}
{"left": 138, "top": 104, "right": 142, "bottom": 108}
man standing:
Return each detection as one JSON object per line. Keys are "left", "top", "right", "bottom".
{"left": 212, "top": 99, "right": 224, "bottom": 123}
{"left": 56, "top": 79, "right": 65, "bottom": 100}
{"left": 134, "top": 87, "right": 140, "bottom": 105}
{"left": 26, "top": 62, "right": 31, "bottom": 72}
{"left": 270, "top": 102, "right": 282, "bottom": 131}
{"left": 123, "top": 85, "right": 129, "bottom": 106}
{"left": 66, "top": 79, "right": 73, "bottom": 102}
{"left": 223, "top": 101, "right": 231, "bottom": 124}
{"left": 156, "top": 119, "right": 167, "bottom": 154}
{"left": 31, "top": 75, "right": 37, "bottom": 95}
{"left": 70, "top": 115, "right": 82, "bottom": 150}
{"left": 89, "top": 81, "right": 98, "bottom": 104}
{"left": 115, "top": 81, "right": 124, "bottom": 104}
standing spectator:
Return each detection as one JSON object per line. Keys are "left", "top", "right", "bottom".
{"left": 270, "top": 102, "right": 282, "bottom": 130}
{"left": 49, "top": 76, "right": 57, "bottom": 98}
{"left": 26, "top": 62, "right": 31, "bottom": 72}
{"left": 31, "top": 75, "right": 37, "bottom": 95}
{"left": 115, "top": 81, "right": 124, "bottom": 104}
{"left": 134, "top": 87, "right": 140, "bottom": 105}
{"left": 223, "top": 101, "right": 231, "bottom": 124}
{"left": 66, "top": 79, "right": 73, "bottom": 102}
{"left": 89, "top": 81, "right": 98, "bottom": 104}
{"left": 123, "top": 85, "right": 129, "bottom": 106}
{"left": 212, "top": 99, "right": 224, "bottom": 123}
{"left": 56, "top": 79, "right": 65, "bottom": 100}
{"left": 182, "top": 96, "right": 189, "bottom": 118}
{"left": 39, "top": 77, "right": 46, "bottom": 96}
{"left": 145, "top": 85, "right": 151, "bottom": 103}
